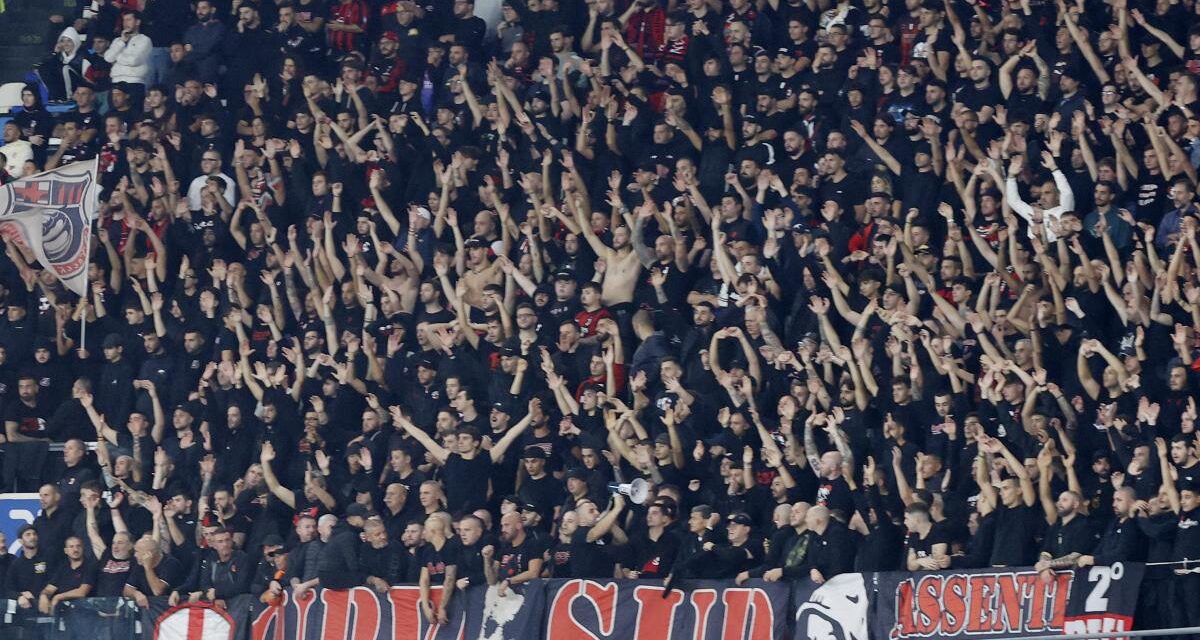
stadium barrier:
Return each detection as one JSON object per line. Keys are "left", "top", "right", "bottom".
{"left": 0, "top": 563, "right": 1148, "bottom": 640}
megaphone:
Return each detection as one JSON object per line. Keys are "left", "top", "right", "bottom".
{"left": 608, "top": 478, "right": 650, "bottom": 504}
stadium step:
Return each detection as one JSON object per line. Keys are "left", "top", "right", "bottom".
{"left": 0, "top": 0, "right": 71, "bottom": 84}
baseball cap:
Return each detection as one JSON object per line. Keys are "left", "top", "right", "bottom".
{"left": 564, "top": 467, "right": 587, "bottom": 482}
{"left": 727, "top": 512, "right": 754, "bottom": 526}
{"left": 500, "top": 339, "right": 521, "bottom": 357}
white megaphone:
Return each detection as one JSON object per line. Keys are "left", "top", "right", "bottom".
{"left": 608, "top": 478, "right": 650, "bottom": 504}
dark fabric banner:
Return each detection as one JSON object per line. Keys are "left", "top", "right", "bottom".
{"left": 240, "top": 579, "right": 788, "bottom": 640}
{"left": 540, "top": 578, "right": 792, "bottom": 639}
{"left": 245, "top": 584, "right": 546, "bottom": 640}
{"left": 5, "top": 567, "right": 1149, "bottom": 640}
{"left": 248, "top": 585, "right": 472, "bottom": 640}
{"left": 791, "top": 573, "right": 872, "bottom": 640}
{"left": 871, "top": 563, "right": 1144, "bottom": 640}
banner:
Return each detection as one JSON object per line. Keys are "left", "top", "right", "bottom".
{"left": 872, "top": 563, "right": 1144, "bottom": 639}
{"left": 8, "top": 567, "right": 1141, "bottom": 640}
{"left": 0, "top": 492, "right": 40, "bottom": 553}
{"left": 153, "top": 603, "right": 235, "bottom": 640}
{"left": 145, "top": 596, "right": 253, "bottom": 640}
{"left": 0, "top": 159, "right": 99, "bottom": 295}
{"left": 249, "top": 585, "right": 479, "bottom": 640}
{"left": 541, "top": 578, "right": 790, "bottom": 640}
{"left": 240, "top": 580, "right": 788, "bottom": 640}
{"left": 792, "top": 573, "right": 871, "bottom": 640}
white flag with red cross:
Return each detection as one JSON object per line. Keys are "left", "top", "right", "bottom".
{"left": 0, "top": 159, "right": 99, "bottom": 296}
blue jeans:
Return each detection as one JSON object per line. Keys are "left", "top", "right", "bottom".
{"left": 147, "top": 47, "right": 171, "bottom": 88}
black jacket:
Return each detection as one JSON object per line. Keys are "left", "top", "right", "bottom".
{"left": 189, "top": 549, "right": 252, "bottom": 599}
{"left": 317, "top": 522, "right": 362, "bottom": 589}
{"left": 360, "top": 541, "right": 407, "bottom": 585}
{"left": 3, "top": 549, "right": 51, "bottom": 598}
{"left": 749, "top": 527, "right": 813, "bottom": 579}
{"left": 670, "top": 529, "right": 719, "bottom": 579}
{"left": 805, "top": 522, "right": 855, "bottom": 580}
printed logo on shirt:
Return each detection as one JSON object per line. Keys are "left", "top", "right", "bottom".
{"left": 816, "top": 482, "right": 832, "bottom": 506}
{"left": 103, "top": 558, "right": 131, "bottom": 574}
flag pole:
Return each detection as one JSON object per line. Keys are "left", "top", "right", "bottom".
{"left": 78, "top": 158, "right": 98, "bottom": 357}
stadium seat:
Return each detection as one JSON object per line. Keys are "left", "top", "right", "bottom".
{"left": 0, "top": 81, "right": 25, "bottom": 112}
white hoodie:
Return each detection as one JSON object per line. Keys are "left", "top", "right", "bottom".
{"left": 54, "top": 27, "right": 87, "bottom": 95}
{"left": 103, "top": 31, "right": 152, "bottom": 85}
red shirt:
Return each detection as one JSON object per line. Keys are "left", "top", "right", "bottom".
{"left": 656, "top": 35, "right": 689, "bottom": 66}
{"left": 576, "top": 364, "right": 626, "bottom": 399}
{"left": 328, "top": 0, "right": 369, "bottom": 53}
{"left": 575, "top": 307, "right": 612, "bottom": 338}
{"left": 626, "top": 7, "right": 665, "bottom": 61}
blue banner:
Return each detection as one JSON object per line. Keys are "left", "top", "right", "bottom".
{"left": 0, "top": 492, "right": 40, "bottom": 553}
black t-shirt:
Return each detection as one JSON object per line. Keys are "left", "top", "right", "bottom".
{"left": 1042, "top": 514, "right": 1096, "bottom": 559}
{"left": 93, "top": 550, "right": 134, "bottom": 597}
{"left": 548, "top": 538, "right": 572, "bottom": 577}
{"left": 443, "top": 453, "right": 491, "bottom": 513}
{"left": 416, "top": 540, "right": 457, "bottom": 583}
{"left": 497, "top": 534, "right": 545, "bottom": 580}
{"left": 906, "top": 522, "right": 949, "bottom": 561}
{"left": 455, "top": 540, "right": 489, "bottom": 587}
{"left": 518, "top": 474, "right": 565, "bottom": 526}
{"left": 628, "top": 528, "right": 679, "bottom": 578}
{"left": 125, "top": 554, "right": 184, "bottom": 596}
{"left": 569, "top": 527, "right": 614, "bottom": 579}
{"left": 48, "top": 558, "right": 94, "bottom": 593}
{"left": 817, "top": 173, "right": 864, "bottom": 210}
{"left": 6, "top": 550, "right": 52, "bottom": 595}
{"left": 955, "top": 82, "right": 1004, "bottom": 116}
{"left": 814, "top": 476, "right": 854, "bottom": 518}
{"left": 899, "top": 165, "right": 941, "bottom": 218}
{"left": 1174, "top": 508, "right": 1200, "bottom": 561}
{"left": 3, "top": 399, "right": 49, "bottom": 438}
{"left": 990, "top": 504, "right": 1041, "bottom": 567}
{"left": 1135, "top": 172, "right": 1169, "bottom": 226}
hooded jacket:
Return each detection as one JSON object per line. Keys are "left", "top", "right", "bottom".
{"left": 103, "top": 30, "right": 152, "bottom": 86}
{"left": 39, "top": 28, "right": 95, "bottom": 101}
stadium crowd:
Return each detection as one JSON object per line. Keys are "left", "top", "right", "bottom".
{"left": 0, "top": 0, "right": 1199, "bottom": 632}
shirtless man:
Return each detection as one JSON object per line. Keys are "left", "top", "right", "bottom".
{"left": 450, "top": 236, "right": 503, "bottom": 311}
{"left": 574, "top": 186, "right": 644, "bottom": 306}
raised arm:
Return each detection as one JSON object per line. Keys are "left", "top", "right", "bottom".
{"left": 391, "top": 407, "right": 450, "bottom": 464}
{"left": 258, "top": 443, "right": 296, "bottom": 508}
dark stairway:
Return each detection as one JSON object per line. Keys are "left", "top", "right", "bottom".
{"left": 0, "top": 0, "right": 71, "bottom": 85}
